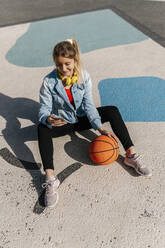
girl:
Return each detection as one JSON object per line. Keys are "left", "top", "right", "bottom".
{"left": 38, "top": 39, "right": 152, "bottom": 208}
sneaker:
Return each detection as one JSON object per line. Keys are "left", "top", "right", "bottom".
{"left": 124, "top": 154, "right": 152, "bottom": 177}
{"left": 42, "top": 177, "right": 60, "bottom": 208}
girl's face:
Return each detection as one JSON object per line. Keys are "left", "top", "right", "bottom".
{"left": 55, "top": 56, "right": 75, "bottom": 78}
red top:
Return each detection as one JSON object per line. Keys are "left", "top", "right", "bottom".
{"left": 65, "top": 88, "right": 74, "bottom": 106}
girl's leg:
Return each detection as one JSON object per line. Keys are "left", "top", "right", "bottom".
{"left": 96, "top": 106, "right": 151, "bottom": 177}
{"left": 37, "top": 123, "right": 74, "bottom": 175}
{"left": 37, "top": 123, "right": 54, "bottom": 173}
{"left": 74, "top": 106, "right": 134, "bottom": 153}
{"left": 37, "top": 123, "right": 75, "bottom": 207}
{"left": 97, "top": 106, "right": 134, "bottom": 151}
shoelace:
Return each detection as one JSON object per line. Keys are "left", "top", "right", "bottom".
{"left": 42, "top": 181, "right": 56, "bottom": 194}
{"left": 42, "top": 182, "right": 49, "bottom": 188}
{"left": 133, "top": 154, "right": 144, "bottom": 168}
{"left": 42, "top": 182, "right": 51, "bottom": 194}
{"left": 42, "top": 178, "right": 57, "bottom": 189}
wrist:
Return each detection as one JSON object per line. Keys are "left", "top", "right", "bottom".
{"left": 46, "top": 117, "right": 50, "bottom": 124}
{"left": 98, "top": 127, "right": 104, "bottom": 134}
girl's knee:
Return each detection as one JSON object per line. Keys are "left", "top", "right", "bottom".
{"left": 105, "top": 106, "right": 121, "bottom": 120}
{"left": 105, "top": 105, "right": 119, "bottom": 113}
{"left": 110, "top": 106, "right": 119, "bottom": 112}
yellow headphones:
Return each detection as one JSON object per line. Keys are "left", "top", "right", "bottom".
{"left": 58, "top": 71, "right": 77, "bottom": 86}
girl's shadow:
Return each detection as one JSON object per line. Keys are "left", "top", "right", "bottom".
{"left": 0, "top": 93, "right": 45, "bottom": 205}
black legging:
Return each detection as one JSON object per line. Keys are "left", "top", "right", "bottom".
{"left": 38, "top": 106, "right": 134, "bottom": 171}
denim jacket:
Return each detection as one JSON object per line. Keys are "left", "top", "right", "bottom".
{"left": 39, "top": 69, "right": 102, "bottom": 130}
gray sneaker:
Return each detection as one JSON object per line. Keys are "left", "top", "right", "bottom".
{"left": 124, "top": 154, "right": 152, "bottom": 177}
{"left": 42, "top": 178, "right": 60, "bottom": 208}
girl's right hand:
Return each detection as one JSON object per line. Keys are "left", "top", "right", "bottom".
{"left": 47, "top": 114, "right": 67, "bottom": 127}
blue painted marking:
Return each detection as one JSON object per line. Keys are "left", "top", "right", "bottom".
{"left": 6, "top": 9, "right": 148, "bottom": 67}
{"left": 98, "top": 77, "right": 165, "bottom": 122}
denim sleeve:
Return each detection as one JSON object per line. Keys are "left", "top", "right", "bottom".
{"left": 38, "top": 78, "right": 52, "bottom": 129}
{"left": 82, "top": 72, "right": 102, "bottom": 130}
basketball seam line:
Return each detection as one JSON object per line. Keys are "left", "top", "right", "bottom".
{"left": 91, "top": 148, "right": 116, "bottom": 164}
{"left": 89, "top": 147, "right": 119, "bottom": 154}
{"left": 91, "top": 140, "right": 117, "bottom": 146}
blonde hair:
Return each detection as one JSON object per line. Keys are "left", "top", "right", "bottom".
{"left": 53, "top": 39, "right": 82, "bottom": 85}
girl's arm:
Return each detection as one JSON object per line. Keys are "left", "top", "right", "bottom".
{"left": 82, "top": 72, "right": 118, "bottom": 142}
{"left": 82, "top": 72, "right": 102, "bottom": 130}
{"left": 39, "top": 78, "right": 53, "bottom": 128}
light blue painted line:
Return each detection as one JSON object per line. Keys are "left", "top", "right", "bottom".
{"left": 6, "top": 9, "right": 148, "bottom": 67}
{"left": 98, "top": 76, "right": 165, "bottom": 122}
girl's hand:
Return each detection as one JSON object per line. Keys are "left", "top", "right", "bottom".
{"left": 98, "top": 128, "right": 118, "bottom": 143}
{"left": 47, "top": 114, "right": 67, "bottom": 127}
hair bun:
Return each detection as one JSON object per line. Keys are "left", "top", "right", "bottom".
{"left": 66, "top": 39, "right": 73, "bottom": 44}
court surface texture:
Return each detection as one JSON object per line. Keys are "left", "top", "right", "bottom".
{"left": 1, "top": 2, "right": 165, "bottom": 248}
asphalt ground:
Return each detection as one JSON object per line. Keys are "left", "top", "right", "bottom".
{"left": 0, "top": 0, "right": 165, "bottom": 47}
{"left": 1, "top": 1, "right": 165, "bottom": 248}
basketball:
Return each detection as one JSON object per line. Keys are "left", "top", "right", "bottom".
{"left": 89, "top": 135, "right": 119, "bottom": 165}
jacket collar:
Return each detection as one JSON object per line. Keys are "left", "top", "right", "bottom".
{"left": 54, "top": 69, "right": 75, "bottom": 110}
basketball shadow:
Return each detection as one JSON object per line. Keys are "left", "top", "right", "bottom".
{"left": 64, "top": 130, "right": 98, "bottom": 166}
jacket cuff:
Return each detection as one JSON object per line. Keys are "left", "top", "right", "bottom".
{"left": 41, "top": 116, "right": 52, "bottom": 129}
{"left": 91, "top": 118, "right": 102, "bottom": 130}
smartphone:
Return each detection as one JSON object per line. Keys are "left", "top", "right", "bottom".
{"left": 52, "top": 116, "right": 64, "bottom": 121}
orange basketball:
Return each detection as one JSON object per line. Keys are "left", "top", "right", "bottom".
{"left": 89, "top": 135, "right": 119, "bottom": 165}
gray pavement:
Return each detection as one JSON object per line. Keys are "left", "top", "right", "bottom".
{"left": 0, "top": 0, "right": 165, "bottom": 47}
{"left": 1, "top": 1, "right": 165, "bottom": 248}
